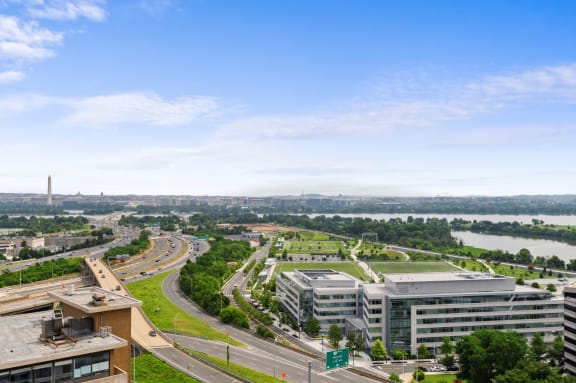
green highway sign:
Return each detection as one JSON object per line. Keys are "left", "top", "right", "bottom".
{"left": 326, "top": 348, "right": 349, "bottom": 370}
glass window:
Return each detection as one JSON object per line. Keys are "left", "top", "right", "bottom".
{"left": 33, "top": 363, "right": 52, "bottom": 383}
{"left": 10, "top": 367, "right": 31, "bottom": 383}
{"left": 54, "top": 360, "right": 73, "bottom": 383}
{"left": 0, "top": 372, "right": 9, "bottom": 383}
{"left": 74, "top": 356, "right": 92, "bottom": 378}
{"left": 92, "top": 352, "right": 110, "bottom": 375}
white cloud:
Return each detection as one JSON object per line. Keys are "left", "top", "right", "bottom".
{"left": 0, "top": 69, "right": 24, "bottom": 83}
{"left": 218, "top": 63, "right": 576, "bottom": 140}
{"left": 12, "top": 0, "right": 107, "bottom": 21}
{"left": 60, "top": 92, "right": 219, "bottom": 126}
{"left": 0, "top": 15, "right": 62, "bottom": 60}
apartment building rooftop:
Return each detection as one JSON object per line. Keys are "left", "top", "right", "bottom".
{"left": 0, "top": 311, "right": 127, "bottom": 371}
{"left": 48, "top": 286, "right": 141, "bottom": 313}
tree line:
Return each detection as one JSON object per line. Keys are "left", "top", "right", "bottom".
{"left": 0, "top": 215, "right": 88, "bottom": 235}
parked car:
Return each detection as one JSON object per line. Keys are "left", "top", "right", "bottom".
{"left": 447, "top": 364, "right": 460, "bottom": 371}
{"left": 148, "top": 330, "right": 157, "bottom": 337}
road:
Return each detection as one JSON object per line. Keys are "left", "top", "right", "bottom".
{"left": 163, "top": 270, "right": 385, "bottom": 383}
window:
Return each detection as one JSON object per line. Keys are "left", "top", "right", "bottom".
{"left": 9, "top": 367, "right": 31, "bottom": 383}
{"left": 54, "top": 359, "right": 73, "bottom": 383}
{"left": 33, "top": 364, "right": 52, "bottom": 383}
{"left": 74, "top": 356, "right": 92, "bottom": 378}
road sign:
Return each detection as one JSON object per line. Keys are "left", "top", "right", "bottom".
{"left": 326, "top": 348, "right": 349, "bottom": 370}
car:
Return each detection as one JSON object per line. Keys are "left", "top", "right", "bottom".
{"left": 447, "top": 364, "right": 460, "bottom": 371}
{"left": 101, "top": 274, "right": 106, "bottom": 278}
{"left": 98, "top": 269, "right": 103, "bottom": 273}
{"left": 115, "top": 285, "right": 121, "bottom": 291}
{"left": 148, "top": 330, "right": 157, "bottom": 337}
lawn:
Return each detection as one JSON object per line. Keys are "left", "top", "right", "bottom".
{"left": 185, "top": 349, "right": 286, "bottom": 383}
{"left": 134, "top": 354, "right": 202, "bottom": 383}
{"left": 283, "top": 240, "right": 347, "bottom": 255}
{"left": 422, "top": 373, "right": 462, "bottom": 383}
{"left": 126, "top": 271, "right": 243, "bottom": 346}
{"left": 489, "top": 263, "right": 558, "bottom": 280}
{"left": 371, "top": 262, "right": 461, "bottom": 274}
{"left": 274, "top": 261, "right": 369, "bottom": 280}
{"left": 298, "top": 231, "right": 331, "bottom": 241}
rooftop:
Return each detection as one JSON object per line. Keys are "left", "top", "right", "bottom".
{"left": 0, "top": 311, "right": 127, "bottom": 371}
{"left": 384, "top": 272, "right": 508, "bottom": 283}
{"left": 48, "top": 286, "right": 141, "bottom": 313}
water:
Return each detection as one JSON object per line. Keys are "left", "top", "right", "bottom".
{"left": 452, "top": 231, "right": 576, "bottom": 261}
{"left": 306, "top": 213, "right": 576, "bottom": 262}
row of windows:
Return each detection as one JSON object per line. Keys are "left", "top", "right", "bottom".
{"left": 314, "top": 310, "right": 356, "bottom": 317}
{"left": 390, "top": 294, "right": 548, "bottom": 308}
{"left": 417, "top": 304, "right": 562, "bottom": 316}
{"left": 417, "top": 322, "right": 560, "bottom": 334}
{"left": 315, "top": 302, "right": 357, "bottom": 308}
{"left": 418, "top": 313, "right": 562, "bottom": 325}
{"left": 315, "top": 294, "right": 357, "bottom": 300}
{"left": 0, "top": 351, "right": 109, "bottom": 383}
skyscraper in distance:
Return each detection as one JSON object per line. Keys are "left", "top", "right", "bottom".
{"left": 47, "top": 175, "right": 53, "bottom": 206}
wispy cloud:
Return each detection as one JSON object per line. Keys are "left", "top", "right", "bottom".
{"left": 0, "top": 69, "right": 24, "bottom": 83}
{"left": 218, "top": 63, "right": 576, "bottom": 140}
{"left": 0, "top": 1, "right": 105, "bottom": 80}
{"left": 60, "top": 92, "right": 219, "bottom": 126}
{"left": 0, "top": 14, "right": 62, "bottom": 60}
{"left": 8, "top": 0, "right": 107, "bottom": 21}
{"left": 0, "top": 91, "right": 219, "bottom": 125}
{"left": 139, "top": 0, "right": 175, "bottom": 17}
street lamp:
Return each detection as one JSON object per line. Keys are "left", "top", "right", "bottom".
{"left": 173, "top": 313, "right": 180, "bottom": 345}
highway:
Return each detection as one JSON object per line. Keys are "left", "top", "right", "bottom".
{"left": 163, "top": 265, "right": 385, "bottom": 383}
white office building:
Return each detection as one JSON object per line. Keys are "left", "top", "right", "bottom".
{"left": 564, "top": 284, "right": 576, "bottom": 374}
{"left": 277, "top": 270, "right": 564, "bottom": 355}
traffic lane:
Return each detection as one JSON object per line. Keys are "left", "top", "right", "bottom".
{"left": 163, "top": 273, "right": 379, "bottom": 383}
{"left": 177, "top": 336, "right": 339, "bottom": 383}
{"left": 153, "top": 346, "right": 239, "bottom": 383}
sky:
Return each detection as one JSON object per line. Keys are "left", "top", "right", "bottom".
{"left": 1, "top": 0, "right": 576, "bottom": 197}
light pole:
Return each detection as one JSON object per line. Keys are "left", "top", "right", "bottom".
{"left": 173, "top": 313, "right": 180, "bottom": 345}
{"left": 273, "top": 337, "right": 277, "bottom": 378}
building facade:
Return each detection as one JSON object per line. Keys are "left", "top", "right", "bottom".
{"left": 0, "top": 286, "right": 141, "bottom": 383}
{"left": 564, "top": 284, "right": 576, "bottom": 374}
{"left": 277, "top": 270, "right": 564, "bottom": 356}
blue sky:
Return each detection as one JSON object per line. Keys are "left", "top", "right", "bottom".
{"left": 1, "top": 0, "right": 576, "bottom": 197}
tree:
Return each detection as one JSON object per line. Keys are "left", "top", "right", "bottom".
{"left": 304, "top": 317, "right": 320, "bottom": 337}
{"left": 547, "top": 284, "right": 557, "bottom": 292}
{"left": 548, "top": 333, "right": 564, "bottom": 367}
{"left": 393, "top": 349, "right": 408, "bottom": 361}
{"left": 346, "top": 332, "right": 365, "bottom": 355}
{"left": 530, "top": 333, "right": 546, "bottom": 360}
{"left": 370, "top": 338, "right": 387, "bottom": 361}
{"left": 440, "top": 336, "right": 455, "bottom": 366}
{"left": 388, "top": 372, "right": 401, "bottom": 383}
{"left": 328, "top": 324, "right": 343, "bottom": 348}
{"left": 413, "top": 368, "right": 425, "bottom": 382}
{"left": 417, "top": 343, "right": 429, "bottom": 359}
{"left": 219, "top": 306, "right": 249, "bottom": 328}
{"left": 456, "top": 329, "right": 529, "bottom": 383}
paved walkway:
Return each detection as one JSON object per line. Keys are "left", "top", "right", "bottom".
{"left": 349, "top": 240, "right": 381, "bottom": 283}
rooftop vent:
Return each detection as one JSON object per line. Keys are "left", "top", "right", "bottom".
{"left": 91, "top": 294, "right": 108, "bottom": 307}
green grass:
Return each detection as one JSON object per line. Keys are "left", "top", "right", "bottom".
{"left": 185, "top": 349, "right": 285, "bottom": 383}
{"left": 126, "top": 271, "right": 243, "bottom": 346}
{"left": 489, "top": 263, "right": 557, "bottom": 280}
{"left": 450, "top": 259, "right": 489, "bottom": 273}
{"left": 283, "top": 240, "right": 347, "bottom": 255}
{"left": 274, "top": 261, "right": 369, "bottom": 280}
{"left": 298, "top": 231, "right": 331, "bottom": 241}
{"left": 371, "top": 262, "right": 461, "bottom": 274}
{"left": 422, "top": 373, "right": 463, "bottom": 383}
{"left": 134, "top": 354, "right": 202, "bottom": 383}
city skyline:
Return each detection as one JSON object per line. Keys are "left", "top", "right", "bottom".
{"left": 1, "top": 1, "right": 576, "bottom": 197}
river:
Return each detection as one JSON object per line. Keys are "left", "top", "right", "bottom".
{"left": 306, "top": 213, "right": 576, "bottom": 262}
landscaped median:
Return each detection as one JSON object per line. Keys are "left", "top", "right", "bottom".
{"left": 126, "top": 270, "right": 243, "bottom": 346}
{"left": 134, "top": 354, "right": 202, "bottom": 383}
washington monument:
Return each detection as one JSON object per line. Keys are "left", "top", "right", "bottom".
{"left": 47, "top": 175, "right": 53, "bottom": 206}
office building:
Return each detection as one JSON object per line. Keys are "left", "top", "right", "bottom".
{"left": 277, "top": 270, "right": 564, "bottom": 355}
{"left": 0, "top": 286, "right": 141, "bottom": 383}
{"left": 564, "top": 284, "right": 576, "bottom": 374}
